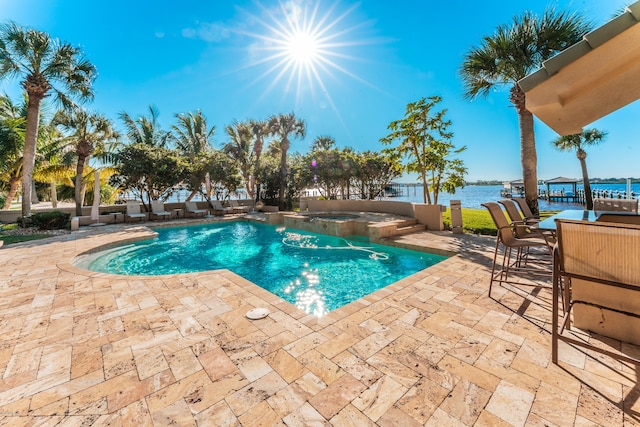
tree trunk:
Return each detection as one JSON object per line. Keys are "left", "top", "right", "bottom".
{"left": 75, "top": 154, "right": 87, "bottom": 216}
{"left": 245, "top": 181, "right": 254, "bottom": 201}
{"left": 278, "top": 141, "right": 289, "bottom": 210}
{"left": 3, "top": 177, "right": 20, "bottom": 210}
{"left": 421, "top": 170, "right": 430, "bottom": 204}
{"left": 21, "top": 93, "right": 44, "bottom": 217}
{"left": 80, "top": 183, "right": 87, "bottom": 212}
{"left": 511, "top": 85, "right": 539, "bottom": 215}
{"left": 50, "top": 181, "right": 58, "bottom": 208}
{"left": 432, "top": 170, "right": 440, "bottom": 204}
{"left": 31, "top": 181, "right": 39, "bottom": 204}
{"left": 578, "top": 153, "right": 593, "bottom": 210}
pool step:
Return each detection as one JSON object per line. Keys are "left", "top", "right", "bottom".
{"left": 393, "top": 220, "right": 427, "bottom": 236}
{"left": 394, "top": 224, "right": 427, "bottom": 236}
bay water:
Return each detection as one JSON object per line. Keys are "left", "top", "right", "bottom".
{"left": 388, "top": 183, "right": 640, "bottom": 211}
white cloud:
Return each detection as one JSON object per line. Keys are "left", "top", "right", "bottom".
{"left": 182, "top": 22, "right": 231, "bottom": 43}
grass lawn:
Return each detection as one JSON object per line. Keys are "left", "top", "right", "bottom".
{"left": 442, "top": 208, "right": 559, "bottom": 236}
{"left": 0, "top": 223, "right": 53, "bottom": 246}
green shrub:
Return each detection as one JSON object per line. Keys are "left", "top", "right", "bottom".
{"left": 25, "top": 211, "right": 70, "bottom": 230}
{"left": 0, "top": 194, "right": 5, "bottom": 209}
{"left": 16, "top": 216, "right": 32, "bottom": 228}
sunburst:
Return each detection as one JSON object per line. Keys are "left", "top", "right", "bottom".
{"left": 285, "top": 28, "right": 321, "bottom": 65}
{"left": 235, "top": 0, "right": 380, "bottom": 113}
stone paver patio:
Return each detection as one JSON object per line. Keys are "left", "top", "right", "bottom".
{"left": 0, "top": 217, "right": 639, "bottom": 426}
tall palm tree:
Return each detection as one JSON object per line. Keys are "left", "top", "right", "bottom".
{"left": 0, "top": 93, "right": 26, "bottom": 209}
{"left": 268, "top": 113, "right": 306, "bottom": 210}
{"left": 0, "top": 22, "right": 96, "bottom": 216}
{"left": 172, "top": 110, "right": 215, "bottom": 158}
{"left": 119, "top": 105, "right": 171, "bottom": 148}
{"left": 0, "top": 92, "right": 62, "bottom": 209}
{"left": 552, "top": 129, "right": 606, "bottom": 211}
{"left": 248, "top": 119, "right": 271, "bottom": 201}
{"left": 54, "top": 108, "right": 118, "bottom": 215}
{"left": 248, "top": 119, "right": 270, "bottom": 164}
{"left": 223, "top": 121, "right": 255, "bottom": 199}
{"left": 460, "top": 9, "right": 590, "bottom": 214}
{"left": 172, "top": 110, "right": 216, "bottom": 202}
{"left": 311, "top": 135, "right": 336, "bottom": 152}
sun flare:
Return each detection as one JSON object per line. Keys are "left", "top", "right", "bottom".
{"left": 235, "top": 0, "right": 379, "bottom": 114}
{"left": 285, "top": 29, "right": 321, "bottom": 65}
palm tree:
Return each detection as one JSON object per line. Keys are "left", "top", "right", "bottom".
{"left": 248, "top": 119, "right": 270, "bottom": 165}
{"left": 119, "top": 105, "right": 171, "bottom": 148}
{"left": 32, "top": 118, "right": 72, "bottom": 208}
{"left": 311, "top": 135, "right": 336, "bottom": 152}
{"left": 268, "top": 113, "right": 306, "bottom": 210}
{"left": 0, "top": 93, "right": 64, "bottom": 209}
{"left": 552, "top": 129, "right": 606, "bottom": 211}
{"left": 0, "top": 93, "right": 25, "bottom": 209}
{"left": 460, "top": 9, "right": 590, "bottom": 214}
{"left": 223, "top": 121, "right": 255, "bottom": 199}
{"left": 172, "top": 110, "right": 216, "bottom": 202}
{"left": 172, "top": 110, "right": 215, "bottom": 158}
{"left": 54, "top": 108, "right": 118, "bottom": 215}
{"left": 0, "top": 22, "right": 96, "bottom": 216}
{"left": 248, "top": 119, "right": 270, "bottom": 202}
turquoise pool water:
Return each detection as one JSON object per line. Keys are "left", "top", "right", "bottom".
{"left": 78, "top": 221, "right": 447, "bottom": 316}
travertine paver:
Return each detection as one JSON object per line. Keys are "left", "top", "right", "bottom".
{"left": 0, "top": 217, "right": 638, "bottom": 426}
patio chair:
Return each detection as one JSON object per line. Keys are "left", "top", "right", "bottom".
{"left": 482, "top": 202, "right": 552, "bottom": 298}
{"left": 499, "top": 199, "right": 555, "bottom": 248}
{"left": 513, "top": 198, "right": 540, "bottom": 223}
{"left": 185, "top": 201, "right": 208, "bottom": 218}
{"left": 209, "top": 199, "right": 234, "bottom": 215}
{"left": 552, "top": 219, "right": 640, "bottom": 366}
{"left": 597, "top": 213, "right": 640, "bottom": 225}
{"left": 229, "top": 199, "right": 251, "bottom": 214}
{"left": 500, "top": 199, "right": 536, "bottom": 236}
{"left": 151, "top": 200, "right": 171, "bottom": 221}
{"left": 125, "top": 201, "right": 147, "bottom": 223}
{"left": 593, "top": 197, "right": 639, "bottom": 213}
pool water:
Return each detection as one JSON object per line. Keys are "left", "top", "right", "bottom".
{"left": 78, "top": 221, "right": 447, "bottom": 316}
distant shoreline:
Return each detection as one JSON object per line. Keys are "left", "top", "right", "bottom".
{"left": 393, "top": 179, "right": 640, "bottom": 186}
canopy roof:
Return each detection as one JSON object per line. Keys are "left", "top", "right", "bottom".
{"left": 545, "top": 177, "right": 579, "bottom": 184}
{"left": 519, "top": 2, "right": 640, "bottom": 135}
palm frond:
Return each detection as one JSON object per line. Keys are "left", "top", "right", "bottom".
{"left": 460, "top": 7, "right": 592, "bottom": 100}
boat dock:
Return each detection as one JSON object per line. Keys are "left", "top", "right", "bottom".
{"left": 503, "top": 177, "right": 639, "bottom": 206}
{"left": 540, "top": 188, "right": 638, "bottom": 204}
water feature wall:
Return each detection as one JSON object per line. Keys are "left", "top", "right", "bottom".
{"left": 305, "top": 199, "right": 444, "bottom": 231}
{"left": 282, "top": 214, "right": 359, "bottom": 237}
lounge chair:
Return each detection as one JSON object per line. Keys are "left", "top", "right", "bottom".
{"left": 185, "top": 201, "right": 208, "bottom": 218}
{"left": 209, "top": 200, "right": 233, "bottom": 215}
{"left": 229, "top": 199, "right": 251, "bottom": 213}
{"left": 151, "top": 200, "right": 171, "bottom": 221}
{"left": 125, "top": 201, "right": 147, "bottom": 223}
{"left": 552, "top": 219, "right": 640, "bottom": 366}
{"left": 482, "top": 202, "right": 552, "bottom": 298}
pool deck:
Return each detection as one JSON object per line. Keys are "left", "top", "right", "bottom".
{"left": 0, "top": 216, "right": 639, "bottom": 426}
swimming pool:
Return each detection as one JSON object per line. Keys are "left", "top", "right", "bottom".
{"left": 77, "top": 221, "right": 447, "bottom": 316}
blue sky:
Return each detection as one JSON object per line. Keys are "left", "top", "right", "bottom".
{"left": 1, "top": 0, "right": 637, "bottom": 182}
